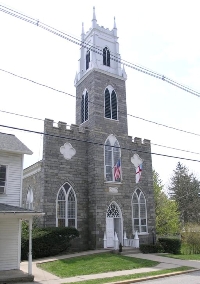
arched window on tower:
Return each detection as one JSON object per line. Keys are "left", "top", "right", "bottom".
{"left": 81, "top": 90, "right": 89, "bottom": 123}
{"left": 132, "top": 189, "right": 147, "bottom": 233}
{"left": 103, "top": 47, "right": 110, "bottom": 67}
{"left": 105, "top": 135, "right": 121, "bottom": 182}
{"left": 105, "top": 87, "right": 117, "bottom": 120}
{"left": 56, "top": 182, "right": 77, "bottom": 228}
{"left": 86, "top": 50, "right": 90, "bottom": 70}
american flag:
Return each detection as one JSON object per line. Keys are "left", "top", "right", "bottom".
{"left": 136, "top": 163, "right": 142, "bottom": 183}
{"left": 114, "top": 158, "right": 121, "bottom": 181}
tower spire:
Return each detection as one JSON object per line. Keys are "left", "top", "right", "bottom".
{"left": 81, "top": 22, "right": 85, "bottom": 40}
{"left": 113, "top": 17, "right": 117, "bottom": 36}
{"left": 92, "top": 6, "right": 97, "bottom": 28}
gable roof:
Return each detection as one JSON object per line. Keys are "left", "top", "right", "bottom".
{"left": 0, "top": 132, "right": 32, "bottom": 155}
{"left": 0, "top": 203, "right": 44, "bottom": 218}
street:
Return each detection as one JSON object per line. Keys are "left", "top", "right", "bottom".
{"left": 132, "top": 271, "right": 200, "bottom": 284}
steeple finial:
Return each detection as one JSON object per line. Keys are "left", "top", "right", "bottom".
{"left": 81, "top": 22, "right": 85, "bottom": 40}
{"left": 114, "top": 17, "right": 117, "bottom": 29}
{"left": 82, "top": 22, "right": 85, "bottom": 35}
{"left": 92, "top": 6, "right": 97, "bottom": 27}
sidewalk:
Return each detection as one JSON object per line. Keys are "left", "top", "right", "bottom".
{"left": 19, "top": 250, "right": 199, "bottom": 284}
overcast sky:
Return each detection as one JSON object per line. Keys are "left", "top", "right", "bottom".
{"left": 0, "top": 0, "right": 200, "bottom": 191}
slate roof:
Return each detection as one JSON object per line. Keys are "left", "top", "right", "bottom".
{"left": 0, "top": 203, "right": 36, "bottom": 213}
{"left": 0, "top": 132, "right": 32, "bottom": 155}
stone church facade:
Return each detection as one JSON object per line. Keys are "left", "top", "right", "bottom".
{"left": 23, "top": 8, "right": 156, "bottom": 250}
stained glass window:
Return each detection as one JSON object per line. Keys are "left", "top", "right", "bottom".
{"left": 132, "top": 189, "right": 147, "bottom": 233}
{"left": 56, "top": 183, "right": 77, "bottom": 228}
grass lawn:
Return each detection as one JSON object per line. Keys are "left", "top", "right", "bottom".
{"left": 163, "top": 254, "right": 200, "bottom": 260}
{"left": 37, "top": 253, "right": 159, "bottom": 278}
{"left": 67, "top": 266, "right": 192, "bottom": 284}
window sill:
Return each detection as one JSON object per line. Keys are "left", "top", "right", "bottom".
{"left": 104, "top": 117, "right": 119, "bottom": 122}
{"left": 136, "top": 232, "right": 149, "bottom": 236}
{"left": 104, "top": 181, "right": 122, "bottom": 185}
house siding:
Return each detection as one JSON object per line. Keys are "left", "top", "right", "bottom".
{"left": 0, "top": 218, "right": 20, "bottom": 270}
{"left": 0, "top": 151, "right": 23, "bottom": 206}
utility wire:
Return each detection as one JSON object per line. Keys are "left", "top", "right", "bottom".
{"left": 1, "top": 123, "right": 200, "bottom": 163}
{"left": 1, "top": 106, "right": 200, "bottom": 156}
{"left": 1, "top": 67, "right": 200, "bottom": 139}
{"left": 1, "top": 4, "right": 200, "bottom": 98}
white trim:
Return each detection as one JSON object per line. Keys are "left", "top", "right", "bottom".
{"left": 0, "top": 164, "right": 9, "bottom": 195}
{"left": 80, "top": 88, "right": 89, "bottom": 125}
{"left": 104, "top": 85, "right": 118, "bottom": 120}
{"left": 56, "top": 182, "right": 77, "bottom": 228}
{"left": 19, "top": 155, "right": 24, "bottom": 207}
{"left": 75, "top": 68, "right": 126, "bottom": 87}
{"left": 106, "top": 201, "right": 123, "bottom": 247}
{"left": 23, "top": 161, "right": 42, "bottom": 179}
{"left": 131, "top": 189, "right": 148, "bottom": 234}
{"left": 104, "top": 135, "right": 122, "bottom": 182}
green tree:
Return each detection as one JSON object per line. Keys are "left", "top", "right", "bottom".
{"left": 153, "top": 170, "right": 180, "bottom": 235}
{"left": 168, "top": 162, "right": 200, "bottom": 224}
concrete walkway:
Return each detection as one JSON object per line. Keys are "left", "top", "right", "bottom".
{"left": 18, "top": 251, "right": 200, "bottom": 284}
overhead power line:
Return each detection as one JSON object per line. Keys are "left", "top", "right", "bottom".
{"left": 1, "top": 4, "right": 200, "bottom": 98}
{"left": 1, "top": 123, "right": 200, "bottom": 163}
{"left": 1, "top": 106, "right": 200, "bottom": 156}
{"left": 1, "top": 67, "right": 200, "bottom": 139}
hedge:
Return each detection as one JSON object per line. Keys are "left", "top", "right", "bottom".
{"left": 21, "top": 226, "right": 79, "bottom": 260}
{"left": 140, "top": 243, "right": 164, "bottom": 254}
{"left": 158, "top": 237, "right": 181, "bottom": 254}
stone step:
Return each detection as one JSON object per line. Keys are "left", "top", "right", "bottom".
{"left": 111, "top": 246, "right": 140, "bottom": 255}
{"left": 0, "top": 269, "right": 34, "bottom": 284}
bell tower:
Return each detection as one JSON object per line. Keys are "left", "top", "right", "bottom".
{"left": 74, "top": 7, "right": 128, "bottom": 136}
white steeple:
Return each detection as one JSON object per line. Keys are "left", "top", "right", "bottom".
{"left": 92, "top": 6, "right": 97, "bottom": 28}
{"left": 75, "top": 7, "right": 126, "bottom": 86}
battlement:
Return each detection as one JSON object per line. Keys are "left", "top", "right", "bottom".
{"left": 44, "top": 119, "right": 89, "bottom": 134}
{"left": 85, "top": 23, "right": 115, "bottom": 39}
{"left": 132, "top": 137, "right": 151, "bottom": 146}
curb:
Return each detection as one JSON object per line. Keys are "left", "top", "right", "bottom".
{"left": 109, "top": 268, "right": 200, "bottom": 284}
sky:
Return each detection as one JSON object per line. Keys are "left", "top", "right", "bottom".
{"left": 0, "top": 0, "right": 200, "bottom": 191}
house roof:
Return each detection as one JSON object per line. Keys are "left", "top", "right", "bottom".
{"left": 0, "top": 132, "right": 32, "bottom": 155}
{"left": 0, "top": 203, "right": 44, "bottom": 218}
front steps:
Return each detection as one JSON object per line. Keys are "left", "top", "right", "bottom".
{"left": 111, "top": 246, "right": 140, "bottom": 255}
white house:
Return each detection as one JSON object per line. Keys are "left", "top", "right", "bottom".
{"left": 0, "top": 132, "right": 43, "bottom": 281}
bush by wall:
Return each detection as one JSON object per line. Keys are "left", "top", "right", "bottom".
{"left": 140, "top": 243, "right": 164, "bottom": 254}
{"left": 21, "top": 226, "right": 79, "bottom": 260}
{"left": 181, "top": 223, "right": 200, "bottom": 254}
{"left": 158, "top": 237, "right": 181, "bottom": 254}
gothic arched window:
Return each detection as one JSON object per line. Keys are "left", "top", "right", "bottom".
{"left": 105, "top": 135, "right": 121, "bottom": 182}
{"left": 56, "top": 182, "right": 77, "bottom": 228}
{"left": 81, "top": 90, "right": 89, "bottom": 123}
{"left": 103, "top": 47, "right": 110, "bottom": 67}
{"left": 86, "top": 50, "right": 90, "bottom": 70}
{"left": 105, "top": 87, "right": 117, "bottom": 120}
{"left": 132, "top": 189, "right": 147, "bottom": 233}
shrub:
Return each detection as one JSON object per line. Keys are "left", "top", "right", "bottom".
{"left": 158, "top": 237, "right": 181, "bottom": 254}
{"left": 181, "top": 223, "right": 200, "bottom": 254}
{"left": 21, "top": 226, "right": 79, "bottom": 260}
{"left": 140, "top": 242, "right": 164, "bottom": 254}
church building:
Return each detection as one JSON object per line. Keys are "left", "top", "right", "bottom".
{"left": 23, "top": 8, "right": 156, "bottom": 250}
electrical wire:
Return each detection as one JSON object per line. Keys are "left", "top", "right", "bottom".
{"left": 1, "top": 106, "right": 199, "bottom": 156}
{"left": 1, "top": 67, "right": 200, "bottom": 139}
{"left": 1, "top": 123, "right": 200, "bottom": 163}
{"left": 1, "top": 4, "right": 200, "bottom": 98}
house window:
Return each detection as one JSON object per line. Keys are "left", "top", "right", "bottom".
{"left": 86, "top": 50, "right": 90, "bottom": 70}
{"left": 105, "top": 87, "right": 117, "bottom": 120}
{"left": 26, "top": 187, "right": 34, "bottom": 209}
{"left": 105, "top": 135, "right": 121, "bottom": 182}
{"left": 132, "top": 189, "right": 147, "bottom": 233}
{"left": 103, "top": 47, "right": 110, "bottom": 67}
{"left": 81, "top": 90, "right": 89, "bottom": 123}
{"left": 0, "top": 165, "right": 7, "bottom": 194}
{"left": 56, "top": 182, "right": 77, "bottom": 228}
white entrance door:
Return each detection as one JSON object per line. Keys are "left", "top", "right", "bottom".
{"left": 106, "top": 218, "right": 114, "bottom": 247}
{"left": 114, "top": 218, "right": 122, "bottom": 244}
